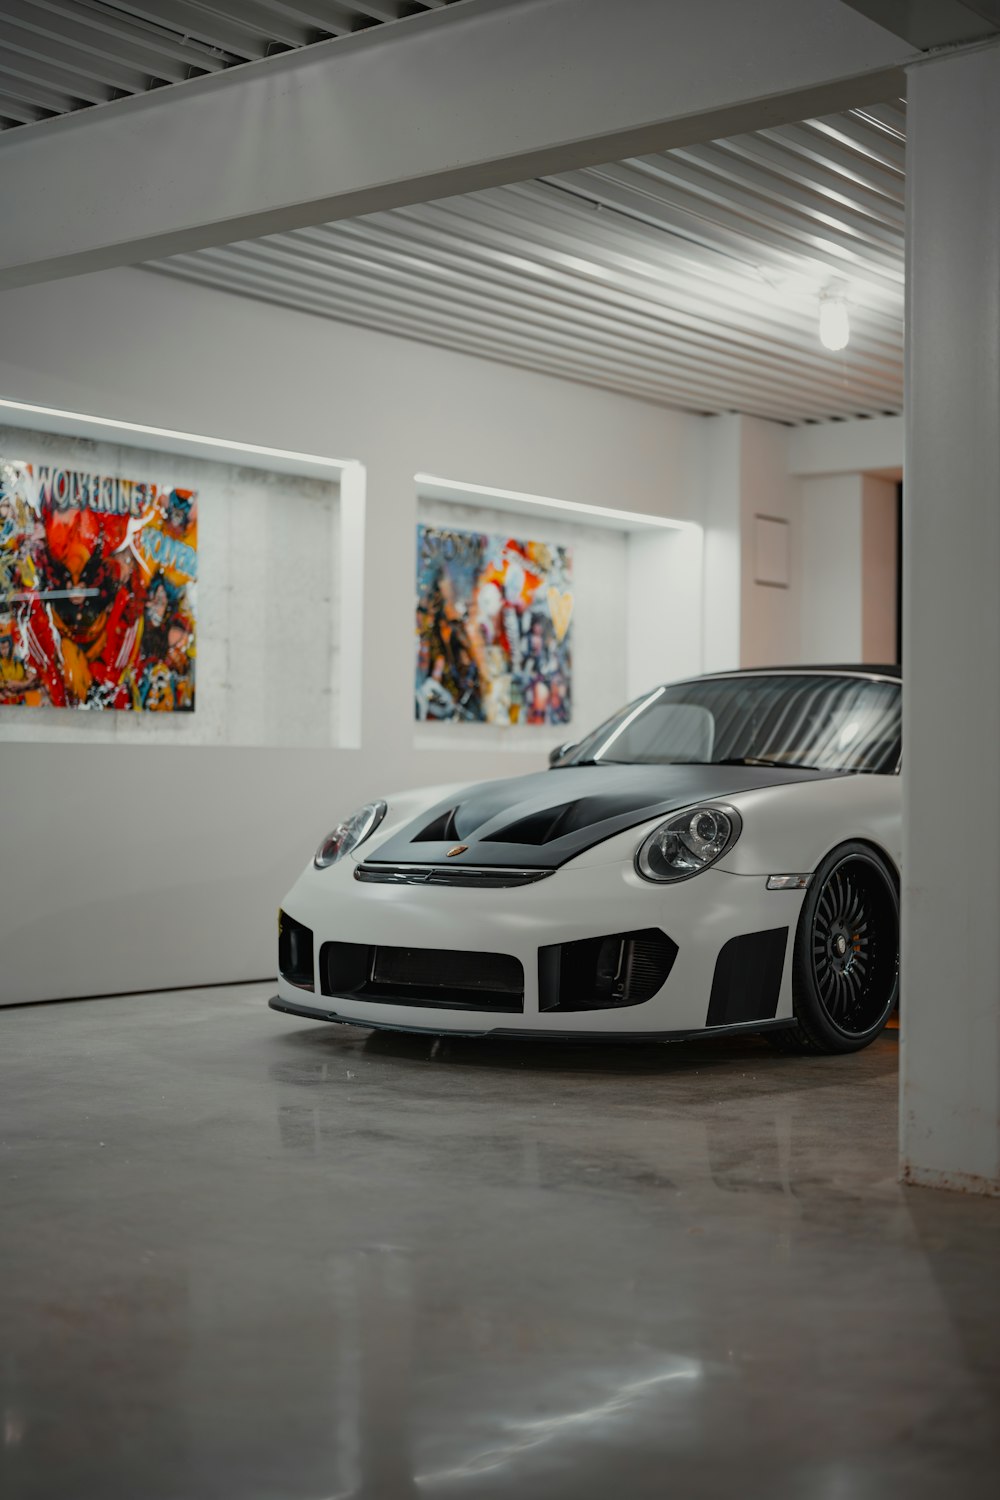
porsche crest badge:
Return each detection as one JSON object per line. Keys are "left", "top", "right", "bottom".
{"left": 446, "top": 844, "right": 469, "bottom": 857}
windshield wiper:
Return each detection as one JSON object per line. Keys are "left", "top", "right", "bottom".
{"left": 715, "top": 756, "right": 819, "bottom": 770}
{"left": 559, "top": 756, "right": 825, "bottom": 770}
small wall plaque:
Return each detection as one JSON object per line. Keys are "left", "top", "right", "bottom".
{"left": 754, "top": 514, "right": 790, "bottom": 589}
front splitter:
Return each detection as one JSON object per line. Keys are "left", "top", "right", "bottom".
{"left": 268, "top": 995, "right": 795, "bottom": 1044}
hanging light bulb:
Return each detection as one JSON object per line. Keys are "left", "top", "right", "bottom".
{"left": 819, "top": 289, "right": 850, "bottom": 351}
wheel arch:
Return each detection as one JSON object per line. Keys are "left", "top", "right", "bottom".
{"left": 812, "top": 834, "right": 899, "bottom": 888}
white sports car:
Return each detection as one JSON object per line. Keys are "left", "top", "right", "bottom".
{"left": 271, "top": 667, "right": 901, "bottom": 1053}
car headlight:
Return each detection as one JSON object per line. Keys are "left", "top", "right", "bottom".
{"left": 314, "top": 801, "right": 387, "bottom": 869}
{"left": 636, "top": 804, "right": 741, "bottom": 882}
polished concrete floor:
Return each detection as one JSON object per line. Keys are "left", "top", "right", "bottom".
{"left": 1, "top": 986, "right": 999, "bottom": 1500}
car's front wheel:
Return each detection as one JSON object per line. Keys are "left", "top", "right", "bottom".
{"left": 769, "top": 841, "right": 899, "bottom": 1055}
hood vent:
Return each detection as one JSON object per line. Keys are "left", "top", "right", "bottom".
{"left": 483, "top": 801, "right": 579, "bottom": 846}
{"left": 413, "top": 807, "right": 460, "bottom": 842}
{"left": 483, "top": 793, "right": 662, "bottom": 846}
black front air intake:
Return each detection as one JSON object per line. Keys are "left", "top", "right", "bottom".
{"left": 538, "top": 928, "right": 678, "bottom": 1012}
{"left": 320, "top": 942, "right": 525, "bottom": 1013}
{"left": 706, "top": 928, "right": 788, "bottom": 1027}
{"left": 278, "top": 911, "right": 315, "bottom": 991}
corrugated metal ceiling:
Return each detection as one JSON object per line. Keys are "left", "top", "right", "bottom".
{"left": 150, "top": 101, "right": 906, "bottom": 424}
{"left": 0, "top": 3, "right": 906, "bottom": 423}
{"left": 0, "top": 0, "right": 464, "bottom": 129}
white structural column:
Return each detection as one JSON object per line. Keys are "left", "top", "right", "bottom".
{"left": 901, "top": 41, "right": 1000, "bottom": 1194}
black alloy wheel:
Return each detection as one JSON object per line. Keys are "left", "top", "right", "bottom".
{"left": 769, "top": 841, "right": 899, "bottom": 1055}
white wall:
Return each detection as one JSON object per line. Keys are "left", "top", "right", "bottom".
{"left": 0, "top": 266, "right": 705, "bottom": 1003}
{"left": 799, "top": 472, "right": 899, "bottom": 665}
{"left": 699, "top": 414, "right": 743, "bottom": 673}
{"left": 626, "top": 526, "right": 704, "bottom": 700}
{"left": 699, "top": 413, "right": 803, "bottom": 672}
{"left": 791, "top": 416, "right": 902, "bottom": 668}
{"left": 788, "top": 415, "right": 903, "bottom": 478}
{"left": 800, "top": 475, "right": 864, "bottom": 663}
{"left": 739, "top": 415, "right": 802, "bottom": 668}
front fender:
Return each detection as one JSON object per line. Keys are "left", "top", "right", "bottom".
{"left": 715, "top": 775, "right": 902, "bottom": 878}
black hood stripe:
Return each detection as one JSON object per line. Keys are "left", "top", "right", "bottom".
{"left": 366, "top": 764, "right": 844, "bottom": 871}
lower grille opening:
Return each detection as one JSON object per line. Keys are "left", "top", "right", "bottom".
{"left": 538, "top": 928, "right": 678, "bottom": 1012}
{"left": 320, "top": 942, "right": 524, "bottom": 1012}
{"left": 278, "top": 911, "right": 315, "bottom": 991}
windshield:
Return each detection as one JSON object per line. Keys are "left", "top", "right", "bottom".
{"left": 558, "top": 673, "right": 901, "bottom": 774}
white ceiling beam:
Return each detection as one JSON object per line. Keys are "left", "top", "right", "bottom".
{"left": 839, "top": 1, "right": 999, "bottom": 48}
{"left": 0, "top": 0, "right": 919, "bottom": 290}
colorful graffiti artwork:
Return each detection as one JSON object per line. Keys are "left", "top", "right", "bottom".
{"left": 415, "top": 523, "right": 573, "bottom": 726}
{"left": 0, "top": 454, "right": 197, "bottom": 711}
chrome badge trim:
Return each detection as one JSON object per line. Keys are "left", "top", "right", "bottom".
{"left": 355, "top": 863, "right": 554, "bottom": 889}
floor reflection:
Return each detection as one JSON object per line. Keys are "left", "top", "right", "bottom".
{"left": 1, "top": 991, "right": 998, "bottom": 1500}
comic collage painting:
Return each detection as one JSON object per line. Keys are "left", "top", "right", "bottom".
{"left": 415, "top": 523, "right": 573, "bottom": 726}
{"left": 0, "top": 451, "right": 197, "bottom": 711}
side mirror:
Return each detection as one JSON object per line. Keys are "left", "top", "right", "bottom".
{"left": 548, "top": 741, "right": 576, "bottom": 767}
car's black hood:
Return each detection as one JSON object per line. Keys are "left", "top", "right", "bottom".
{"left": 365, "top": 763, "right": 842, "bottom": 871}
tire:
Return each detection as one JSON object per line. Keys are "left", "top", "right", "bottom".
{"left": 767, "top": 841, "right": 899, "bottom": 1055}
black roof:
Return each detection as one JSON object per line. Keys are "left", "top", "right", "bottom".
{"left": 716, "top": 664, "right": 901, "bottom": 680}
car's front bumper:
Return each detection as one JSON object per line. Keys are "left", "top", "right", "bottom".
{"left": 268, "top": 993, "right": 797, "bottom": 1041}
{"left": 274, "top": 854, "right": 807, "bottom": 1036}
